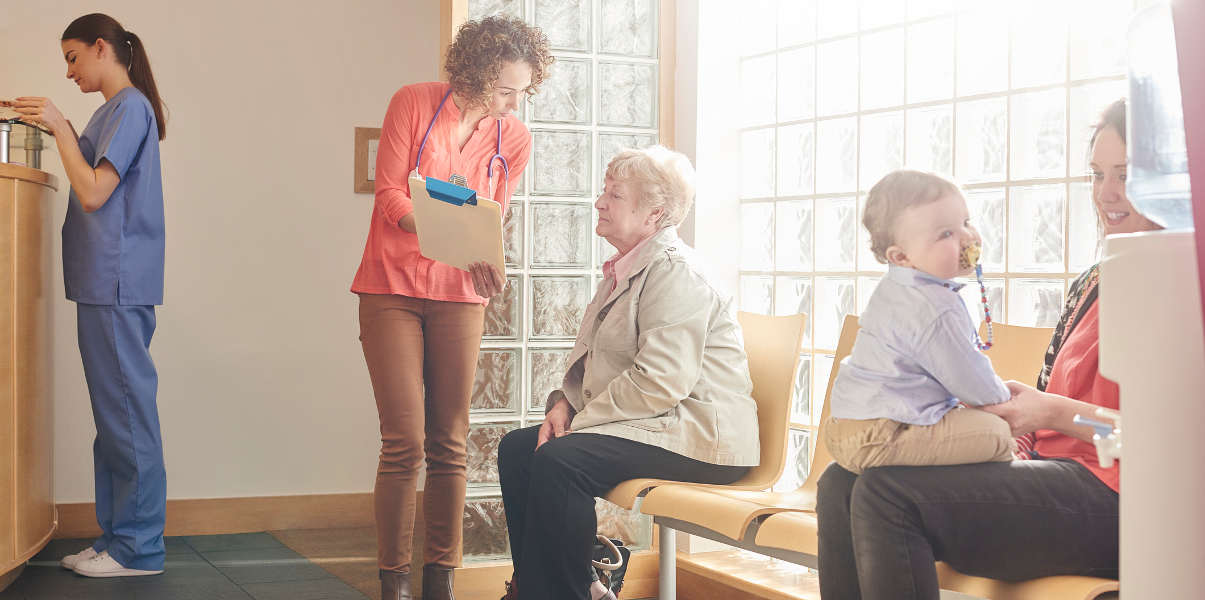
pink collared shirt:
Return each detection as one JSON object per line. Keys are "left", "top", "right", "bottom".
{"left": 602, "top": 230, "right": 660, "bottom": 292}
{"left": 351, "top": 82, "right": 531, "bottom": 303}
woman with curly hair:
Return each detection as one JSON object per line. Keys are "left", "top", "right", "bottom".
{"left": 350, "top": 15, "right": 552, "bottom": 600}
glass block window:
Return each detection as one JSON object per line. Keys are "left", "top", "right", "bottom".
{"left": 463, "top": 0, "right": 661, "bottom": 561}
{"left": 733, "top": 0, "right": 1133, "bottom": 492}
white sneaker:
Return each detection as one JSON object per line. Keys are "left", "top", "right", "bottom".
{"left": 59, "top": 546, "right": 98, "bottom": 570}
{"left": 72, "top": 550, "right": 163, "bottom": 578}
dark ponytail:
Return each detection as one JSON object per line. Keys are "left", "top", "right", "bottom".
{"left": 62, "top": 13, "right": 166, "bottom": 140}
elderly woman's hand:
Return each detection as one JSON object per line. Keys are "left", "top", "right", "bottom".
{"left": 537, "top": 395, "right": 572, "bottom": 449}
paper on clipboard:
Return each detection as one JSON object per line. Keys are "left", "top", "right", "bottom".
{"left": 409, "top": 173, "right": 505, "bottom": 276}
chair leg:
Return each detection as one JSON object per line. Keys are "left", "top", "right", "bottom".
{"left": 659, "top": 523, "right": 676, "bottom": 600}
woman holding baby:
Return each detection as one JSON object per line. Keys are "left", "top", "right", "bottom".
{"left": 815, "top": 98, "right": 1150, "bottom": 600}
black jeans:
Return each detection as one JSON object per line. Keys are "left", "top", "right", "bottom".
{"left": 498, "top": 425, "right": 748, "bottom": 600}
{"left": 815, "top": 460, "right": 1118, "bottom": 600}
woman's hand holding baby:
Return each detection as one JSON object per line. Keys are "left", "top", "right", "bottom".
{"left": 980, "top": 381, "right": 1050, "bottom": 436}
{"left": 981, "top": 381, "right": 1102, "bottom": 443}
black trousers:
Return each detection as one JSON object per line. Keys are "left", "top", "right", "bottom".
{"left": 815, "top": 460, "right": 1119, "bottom": 600}
{"left": 498, "top": 425, "right": 748, "bottom": 600}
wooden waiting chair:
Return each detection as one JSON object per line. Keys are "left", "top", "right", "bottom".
{"left": 934, "top": 563, "right": 1119, "bottom": 600}
{"left": 641, "top": 314, "right": 858, "bottom": 582}
{"left": 600, "top": 312, "right": 806, "bottom": 600}
{"left": 977, "top": 320, "right": 1053, "bottom": 388}
{"left": 602, "top": 312, "right": 807, "bottom": 510}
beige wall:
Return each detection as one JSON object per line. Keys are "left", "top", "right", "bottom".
{"left": 1, "top": 1, "right": 440, "bottom": 501}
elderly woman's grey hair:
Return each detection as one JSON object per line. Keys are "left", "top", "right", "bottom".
{"left": 604, "top": 145, "right": 697, "bottom": 228}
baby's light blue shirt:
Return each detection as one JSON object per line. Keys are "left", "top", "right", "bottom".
{"left": 829, "top": 265, "right": 1010, "bottom": 425}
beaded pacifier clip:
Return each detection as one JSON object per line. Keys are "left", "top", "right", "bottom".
{"left": 960, "top": 243, "right": 993, "bottom": 351}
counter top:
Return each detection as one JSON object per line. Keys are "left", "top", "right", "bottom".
{"left": 0, "top": 163, "right": 58, "bottom": 190}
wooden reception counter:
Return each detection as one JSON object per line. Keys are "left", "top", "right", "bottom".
{"left": 0, "top": 163, "right": 57, "bottom": 591}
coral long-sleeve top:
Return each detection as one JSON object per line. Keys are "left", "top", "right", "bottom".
{"left": 1036, "top": 303, "right": 1121, "bottom": 493}
{"left": 352, "top": 82, "right": 531, "bottom": 303}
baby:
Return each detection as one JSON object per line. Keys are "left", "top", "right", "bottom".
{"left": 823, "top": 170, "right": 1014, "bottom": 474}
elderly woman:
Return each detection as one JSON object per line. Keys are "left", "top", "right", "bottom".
{"left": 497, "top": 146, "right": 758, "bottom": 600}
{"left": 814, "top": 98, "right": 1153, "bottom": 599}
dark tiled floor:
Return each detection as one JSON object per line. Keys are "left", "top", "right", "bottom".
{"left": 267, "top": 528, "right": 379, "bottom": 600}
{"left": 0, "top": 534, "right": 368, "bottom": 600}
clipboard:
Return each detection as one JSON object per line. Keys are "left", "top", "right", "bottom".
{"left": 409, "top": 172, "right": 505, "bottom": 276}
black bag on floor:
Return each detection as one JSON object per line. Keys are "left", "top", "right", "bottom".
{"left": 591, "top": 536, "right": 631, "bottom": 598}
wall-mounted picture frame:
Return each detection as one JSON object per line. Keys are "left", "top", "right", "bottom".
{"left": 353, "top": 127, "right": 382, "bottom": 194}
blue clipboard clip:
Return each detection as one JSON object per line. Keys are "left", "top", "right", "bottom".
{"left": 425, "top": 176, "right": 477, "bottom": 206}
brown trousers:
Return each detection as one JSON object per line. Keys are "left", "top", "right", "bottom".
{"left": 358, "top": 293, "right": 485, "bottom": 572}
{"left": 823, "top": 407, "right": 1016, "bottom": 475}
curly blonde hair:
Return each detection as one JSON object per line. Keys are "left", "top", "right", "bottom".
{"left": 444, "top": 16, "right": 554, "bottom": 112}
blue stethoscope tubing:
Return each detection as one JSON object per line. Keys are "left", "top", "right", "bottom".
{"left": 414, "top": 88, "right": 510, "bottom": 199}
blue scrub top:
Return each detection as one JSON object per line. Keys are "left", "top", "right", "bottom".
{"left": 63, "top": 86, "right": 164, "bottom": 306}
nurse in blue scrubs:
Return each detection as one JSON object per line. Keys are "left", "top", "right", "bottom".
{"left": 7, "top": 13, "right": 168, "bottom": 578}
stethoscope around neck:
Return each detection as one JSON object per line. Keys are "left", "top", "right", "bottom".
{"left": 414, "top": 88, "right": 510, "bottom": 199}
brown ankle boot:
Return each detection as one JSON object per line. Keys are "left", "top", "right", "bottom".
{"left": 379, "top": 569, "right": 412, "bottom": 600}
{"left": 423, "top": 565, "right": 455, "bottom": 600}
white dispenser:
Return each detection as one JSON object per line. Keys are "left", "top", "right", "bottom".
{"left": 1098, "top": 2, "right": 1205, "bottom": 597}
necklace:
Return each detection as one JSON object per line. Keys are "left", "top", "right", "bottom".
{"left": 974, "top": 263, "right": 993, "bottom": 350}
{"left": 960, "top": 243, "right": 993, "bottom": 351}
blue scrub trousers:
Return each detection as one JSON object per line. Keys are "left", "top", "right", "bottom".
{"left": 77, "top": 303, "right": 166, "bottom": 571}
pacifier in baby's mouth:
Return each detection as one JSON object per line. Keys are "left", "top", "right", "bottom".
{"left": 959, "top": 242, "right": 982, "bottom": 271}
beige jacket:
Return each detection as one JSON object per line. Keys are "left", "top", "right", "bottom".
{"left": 549, "top": 228, "right": 759, "bottom": 466}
